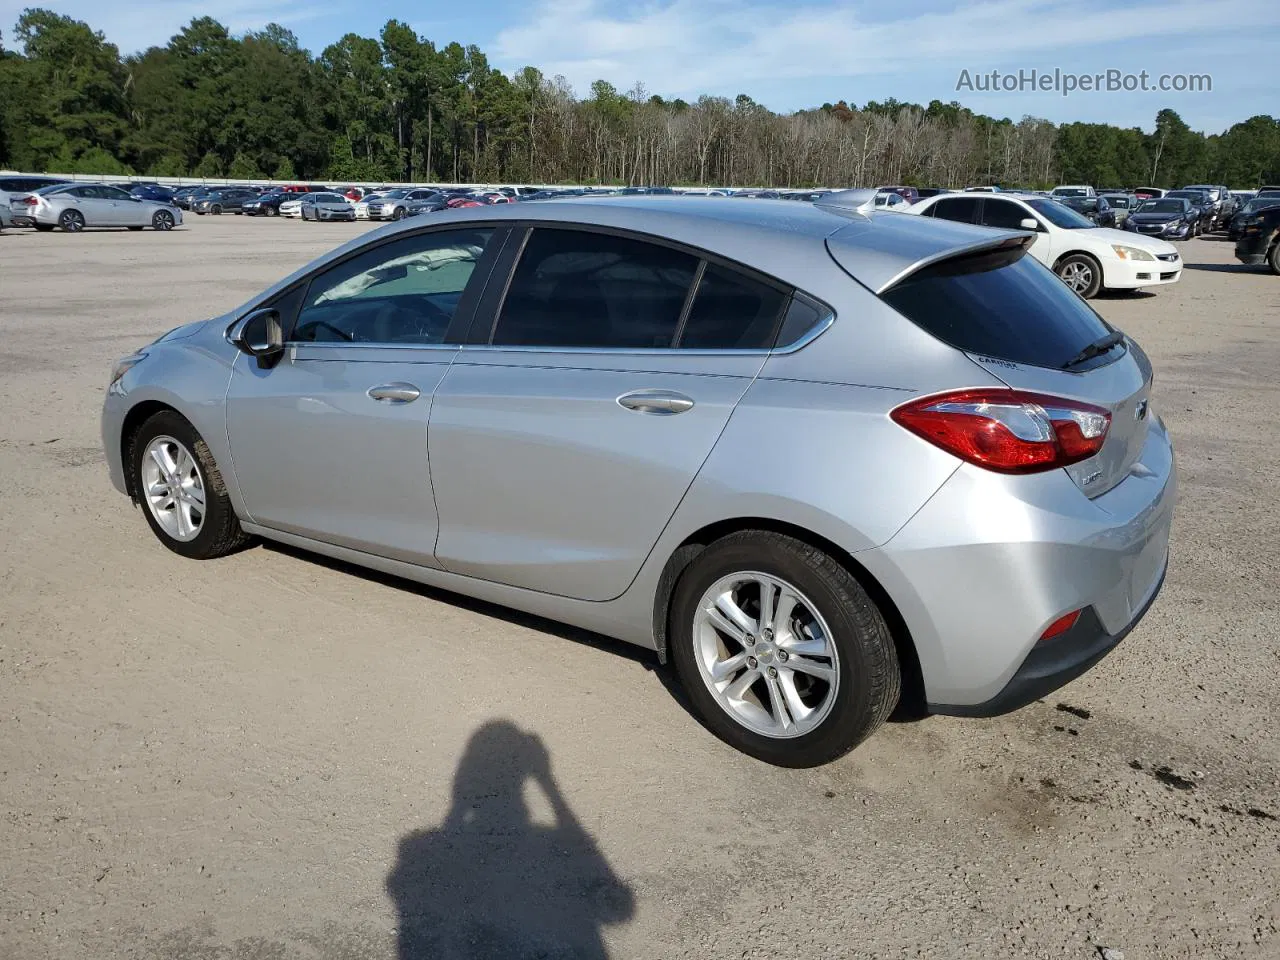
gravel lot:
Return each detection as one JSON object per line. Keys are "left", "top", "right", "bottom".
{"left": 1, "top": 216, "right": 1277, "bottom": 960}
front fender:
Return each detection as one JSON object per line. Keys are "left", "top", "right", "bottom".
{"left": 104, "top": 333, "right": 241, "bottom": 515}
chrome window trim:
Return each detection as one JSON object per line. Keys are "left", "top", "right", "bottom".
{"left": 454, "top": 311, "right": 834, "bottom": 357}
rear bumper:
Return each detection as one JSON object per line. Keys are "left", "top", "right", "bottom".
{"left": 858, "top": 415, "right": 1177, "bottom": 710}
{"left": 1235, "top": 234, "right": 1270, "bottom": 263}
{"left": 929, "top": 560, "right": 1166, "bottom": 716}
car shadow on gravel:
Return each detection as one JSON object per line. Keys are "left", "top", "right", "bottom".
{"left": 259, "top": 540, "right": 692, "bottom": 704}
{"left": 386, "top": 720, "right": 635, "bottom": 959}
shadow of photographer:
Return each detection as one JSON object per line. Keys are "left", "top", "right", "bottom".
{"left": 387, "top": 720, "right": 635, "bottom": 959}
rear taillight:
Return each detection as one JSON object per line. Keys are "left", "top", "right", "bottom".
{"left": 23, "top": 196, "right": 38, "bottom": 205}
{"left": 891, "top": 388, "right": 1110, "bottom": 474}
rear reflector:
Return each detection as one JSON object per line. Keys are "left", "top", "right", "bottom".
{"left": 1039, "top": 609, "right": 1082, "bottom": 642}
{"left": 891, "top": 388, "right": 1110, "bottom": 474}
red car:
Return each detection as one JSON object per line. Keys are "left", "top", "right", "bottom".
{"left": 445, "top": 196, "right": 484, "bottom": 208}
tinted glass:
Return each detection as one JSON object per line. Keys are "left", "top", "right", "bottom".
{"left": 492, "top": 229, "right": 697, "bottom": 348}
{"left": 102, "top": 187, "right": 134, "bottom": 201}
{"left": 1137, "top": 200, "right": 1186, "bottom": 214}
{"left": 979, "top": 199, "right": 1031, "bottom": 229}
{"left": 775, "top": 295, "right": 830, "bottom": 348}
{"left": 292, "top": 228, "right": 492, "bottom": 345}
{"left": 678, "top": 264, "right": 788, "bottom": 349}
{"left": 880, "top": 245, "right": 1112, "bottom": 369}
{"left": 930, "top": 197, "right": 980, "bottom": 223}
{"left": 1025, "top": 198, "right": 1095, "bottom": 229}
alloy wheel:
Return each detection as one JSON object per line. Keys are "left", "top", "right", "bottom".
{"left": 153, "top": 211, "right": 174, "bottom": 231}
{"left": 1059, "top": 260, "right": 1093, "bottom": 293}
{"left": 692, "top": 572, "right": 840, "bottom": 738}
{"left": 140, "top": 436, "right": 206, "bottom": 542}
{"left": 60, "top": 210, "right": 84, "bottom": 232}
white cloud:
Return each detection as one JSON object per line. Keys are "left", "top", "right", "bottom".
{"left": 492, "top": 0, "right": 1279, "bottom": 105}
{"left": 0, "top": 1, "right": 329, "bottom": 53}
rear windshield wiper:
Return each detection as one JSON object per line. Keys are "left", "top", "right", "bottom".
{"left": 1062, "top": 331, "right": 1125, "bottom": 370}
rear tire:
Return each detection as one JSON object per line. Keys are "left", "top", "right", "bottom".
{"left": 128, "top": 410, "right": 251, "bottom": 560}
{"left": 669, "top": 531, "right": 900, "bottom": 767}
{"left": 1055, "top": 253, "right": 1102, "bottom": 299}
{"left": 1268, "top": 241, "right": 1280, "bottom": 276}
{"left": 59, "top": 210, "right": 85, "bottom": 232}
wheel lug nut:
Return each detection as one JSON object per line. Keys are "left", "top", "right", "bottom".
{"left": 767, "top": 666, "right": 778, "bottom": 679}
{"left": 747, "top": 656, "right": 758, "bottom": 669}
{"left": 761, "top": 628, "right": 773, "bottom": 641}
{"left": 777, "top": 650, "right": 789, "bottom": 662}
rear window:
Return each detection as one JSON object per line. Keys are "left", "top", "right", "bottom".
{"left": 879, "top": 244, "right": 1112, "bottom": 369}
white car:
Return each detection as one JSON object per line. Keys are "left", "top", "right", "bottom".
{"left": 873, "top": 192, "right": 910, "bottom": 211}
{"left": 278, "top": 197, "right": 304, "bottom": 218}
{"left": 1052, "top": 185, "right": 1097, "bottom": 198}
{"left": 907, "top": 192, "right": 1181, "bottom": 298}
{"left": 354, "top": 194, "right": 384, "bottom": 219}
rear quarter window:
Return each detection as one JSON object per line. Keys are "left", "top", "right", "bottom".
{"left": 880, "top": 244, "right": 1112, "bottom": 369}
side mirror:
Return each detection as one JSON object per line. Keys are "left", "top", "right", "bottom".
{"left": 1019, "top": 218, "right": 1040, "bottom": 231}
{"left": 232, "top": 308, "right": 284, "bottom": 369}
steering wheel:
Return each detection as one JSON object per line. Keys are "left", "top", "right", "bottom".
{"left": 374, "top": 300, "right": 452, "bottom": 342}
{"left": 307, "top": 320, "right": 355, "bottom": 342}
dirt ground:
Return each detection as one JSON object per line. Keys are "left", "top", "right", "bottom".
{"left": 1, "top": 215, "right": 1277, "bottom": 960}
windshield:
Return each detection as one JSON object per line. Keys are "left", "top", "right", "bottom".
{"left": 1102, "top": 196, "right": 1130, "bottom": 208}
{"left": 379, "top": 189, "right": 410, "bottom": 199}
{"left": 1052, "top": 188, "right": 1088, "bottom": 197}
{"left": 1026, "top": 198, "right": 1095, "bottom": 229}
{"left": 1244, "top": 198, "right": 1280, "bottom": 213}
{"left": 1136, "top": 200, "right": 1185, "bottom": 214}
{"left": 1062, "top": 198, "right": 1097, "bottom": 211}
{"left": 1167, "top": 191, "right": 1204, "bottom": 202}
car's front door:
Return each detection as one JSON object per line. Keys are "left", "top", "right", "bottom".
{"left": 224, "top": 224, "right": 502, "bottom": 566}
{"left": 428, "top": 226, "right": 792, "bottom": 601}
{"left": 102, "top": 187, "right": 150, "bottom": 225}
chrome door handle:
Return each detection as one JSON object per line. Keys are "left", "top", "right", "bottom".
{"left": 617, "top": 389, "right": 695, "bottom": 415}
{"left": 367, "top": 382, "right": 421, "bottom": 403}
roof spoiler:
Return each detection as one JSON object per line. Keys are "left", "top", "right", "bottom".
{"left": 813, "top": 189, "right": 879, "bottom": 217}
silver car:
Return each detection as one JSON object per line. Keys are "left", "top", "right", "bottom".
{"left": 299, "top": 192, "right": 357, "bottom": 222}
{"left": 20, "top": 183, "right": 181, "bottom": 232}
{"left": 101, "top": 196, "right": 1175, "bottom": 767}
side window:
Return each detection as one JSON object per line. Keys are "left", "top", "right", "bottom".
{"left": 775, "top": 294, "right": 832, "bottom": 348}
{"left": 102, "top": 187, "right": 134, "bottom": 201}
{"left": 678, "top": 263, "right": 788, "bottom": 349}
{"left": 981, "top": 199, "right": 1033, "bottom": 230}
{"left": 292, "top": 228, "right": 493, "bottom": 345}
{"left": 491, "top": 228, "right": 698, "bottom": 348}
{"left": 70, "top": 186, "right": 97, "bottom": 199}
{"left": 932, "top": 197, "right": 981, "bottom": 223}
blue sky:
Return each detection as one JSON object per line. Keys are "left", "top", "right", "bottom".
{"left": 4, "top": 0, "right": 1278, "bottom": 133}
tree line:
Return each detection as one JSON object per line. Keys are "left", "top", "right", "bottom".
{"left": 2, "top": 8, "right": 1279, "bottom": 189}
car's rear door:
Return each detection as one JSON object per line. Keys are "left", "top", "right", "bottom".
{"left": 428, "top": 224, "right": 791, "bottom": 601}
{"left": 224, "top": 224, "right": 504, "bottom": 566}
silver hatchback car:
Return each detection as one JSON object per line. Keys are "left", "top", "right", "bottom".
{"left": 102, "top": 195, "right": 1175, "bottom": 766}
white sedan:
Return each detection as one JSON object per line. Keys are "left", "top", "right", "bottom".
{"left": 279, "top": 197, "right": 305, "bottom": 219}
{"left": 908, "top": 192, "right": 1181, "bottom": 298}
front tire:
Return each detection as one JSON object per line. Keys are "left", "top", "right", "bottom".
{"left": 392, "top": 207, "right": 406, "bottom": 221}
{"left": 1268, "top": 241, "right": 1280, "bottom": 276}
{"left": 59, "top": 210, "right": 85, "bottom": 232}
{"left": 265, "top": 206, "right": 278, "bottom": 217}
{"left": 211, "top": 204, "right": 223, "bottom": 215}
{"left": 128, "top": 410, "right": 251, "bottom": 560}
{"left": 1055, "top": 253, "right": 1102, "bottom": 298}
{"left": 152, "top": 210, "right": 175, "bottom": 231}
{"left": 669, "top": 532, "right": 900, "bottom": 767}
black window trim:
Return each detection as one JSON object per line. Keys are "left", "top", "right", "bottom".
{"left": 466, "top": 220, "right": 827, "bottom": 355}
{"left": 231, "top": 221, "right": 513, "bottom": 350}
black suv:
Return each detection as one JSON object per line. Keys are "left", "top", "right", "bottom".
{"left": 1235, "top": 203, "right": 1280, "bottom": 274}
